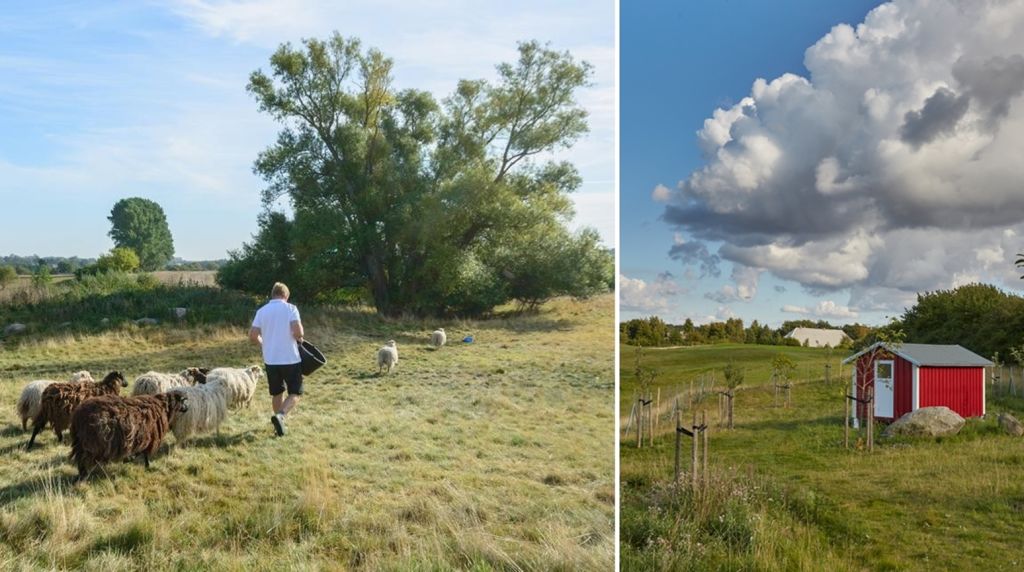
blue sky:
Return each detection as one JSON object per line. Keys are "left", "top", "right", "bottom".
{"left": 0, "top": 1, "right": 613, "bottom": 260}
{"left": 621, "top": 0, "right": 1024, "bottom": 328}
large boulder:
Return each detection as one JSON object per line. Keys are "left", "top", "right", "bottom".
{"left": 999, "top": 413, "right": 1024, "bottom": 437}
{"left": 882, "top": 406, "right": 965, "bottom": 438}
{"left": 134, "top": 318, "right": 159, "bottom": 326}
{"left": 3, "top": 323, "right": 26, "bottom": 335}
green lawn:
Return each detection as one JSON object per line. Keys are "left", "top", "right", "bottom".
{"left": 621, "top": 343, "right": 1024, "bottom": 571}
{"left": 0, "top": 295, "right": 614, "bottom": 571}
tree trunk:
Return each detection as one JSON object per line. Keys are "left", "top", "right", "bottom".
{"left": 366, "top": 254, "right": 392, "bottom": 315}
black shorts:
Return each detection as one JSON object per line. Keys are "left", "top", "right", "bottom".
{"left": 266, "top": 363, "right": 303, "bottom": 396}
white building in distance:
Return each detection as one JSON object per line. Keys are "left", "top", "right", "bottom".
{"left": 785, "top": 327, "right": 851, "bottom": 348}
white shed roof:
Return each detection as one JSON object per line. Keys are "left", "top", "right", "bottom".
{"left": 841, "top": 342, "right": 993, "bottom": 367}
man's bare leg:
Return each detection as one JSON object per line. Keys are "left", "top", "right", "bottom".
{"left": 280, "top": 395, "right": 301, "bottom": 416}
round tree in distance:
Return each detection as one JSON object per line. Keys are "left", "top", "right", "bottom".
{"left": 108, "top": 197, "right": 175, "bottom": 271}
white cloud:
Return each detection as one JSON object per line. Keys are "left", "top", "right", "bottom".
{"left": 705, "top": 264, "right": 762, "bottom": 303}
{"left": 781, "top": 300, "right": 859, "bottom": 319}
{"left": 619, "top": 272, "right": 684, "bottom": 313}
{"left": 651, "top": 183, "right": 671, "bottom": 203}
{"left": 663, "top": 0, "right": 1024, "bottom": 310}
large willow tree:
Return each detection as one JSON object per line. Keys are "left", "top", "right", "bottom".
{"left": 220, "top": 33, "right": 610, "bottom": 315}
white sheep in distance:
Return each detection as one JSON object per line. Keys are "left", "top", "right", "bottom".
{"left": 15, "top": 371, "right": 93, "bottom": 431}
{"left": 167, "top": 383, "right": 229, "bottom": 441}
{"left": 205, "top": 366, "right": 263, "bottom": 409}
{"left": 131, "top": 367, "right": 209, "bottom": 396}
{"left": 431, "top": 328, "right": 446, "bottom": 348}
{"left": 377, "top": 340, "right": 399, "bottom": 375}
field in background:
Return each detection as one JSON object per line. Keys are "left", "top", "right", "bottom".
{"left": 0, "top": 275, "right": 74, "bottom": 303}
{"left": 621, "top": 343, "right": 1024, "bottom": 571}
{"left": 621, "top": 343, "right": 848, "bottom": 419}
{"left": 0, "top": 271, "right": 217, "bottom": 305}
{"left": 151, "top": 270, "right": 217, "bottom": 287}
{"left": 0, "top": 295, "right": 614, "bottom": 570}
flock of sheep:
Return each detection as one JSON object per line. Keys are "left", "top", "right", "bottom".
{"left": 17, "top": 366, "right": 263, "bottom": 479}
{"left": 12, "top": 327, "right": 450, "bottom": 480}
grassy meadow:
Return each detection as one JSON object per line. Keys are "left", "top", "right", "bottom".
{"left": 621, "top": 343, "right": 1024, "bottom": 571}
{"left": 0, "top": 294, "right": 614, "bottom": 570}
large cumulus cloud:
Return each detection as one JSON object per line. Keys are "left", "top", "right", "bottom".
{"left": 663, "top": 0, "right": 1024, "bottom": 310}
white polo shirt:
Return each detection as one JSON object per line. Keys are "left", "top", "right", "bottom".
{"left": 251, "top": 299, "right": 302, "bottom": 365}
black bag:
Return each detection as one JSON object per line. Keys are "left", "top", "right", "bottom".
{"left": 299, "top": 340, "right": 327, "bottom": 375}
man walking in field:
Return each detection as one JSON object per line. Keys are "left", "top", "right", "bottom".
{"left": 249, "top": 282, "right": 304, "bottom": 437}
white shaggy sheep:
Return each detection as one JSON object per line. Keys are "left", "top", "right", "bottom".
{"left": 377, "top": 340, "right": 399, "bottom": 375}
{"left": 206, "top": 366, "right": 263, "bottom": 409}
{"left": 15, "top": 371, "right": 93, "bottom": 431}
{"left": 167, "top": 383, "right": 229, "bottom": 441}
{"left": 130, "top": 367, "right": 208, "bottom": 396}
{"left": 430, "top": 328, "right": 446, "bottom": 348}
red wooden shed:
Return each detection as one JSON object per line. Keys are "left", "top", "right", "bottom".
{"left": 841, "top": 342, "right": 992, "bottom": 424}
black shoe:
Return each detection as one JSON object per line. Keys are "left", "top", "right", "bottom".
{"left": 271, "top": 413, "right": 286, "bottom": 437}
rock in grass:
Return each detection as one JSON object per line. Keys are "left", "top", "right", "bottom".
{"left": 3, "top": 323, "right": 26, "bottom": 335}
{"left": 135, "top": 318, "right": 159, "bottom": 326}
{"left": 998, "top": 413, "right": 1024, "bottom": 437}
{"left": 882, "top": 406, "right": 965, "bottom": 438}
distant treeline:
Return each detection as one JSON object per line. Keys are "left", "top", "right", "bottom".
{"left": 1, "top": 255, "right": 224, "bottom": 274}
{"left": 1, "top": 255, "right": 95, "bottom": 275}
{"left": 622, "top": 283, "right": 1024, "bottom": 364}
{"left": 620, "top": 316, "right": 867, "bottom": 348}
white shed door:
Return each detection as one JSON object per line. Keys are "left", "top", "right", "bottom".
{"left": 875, "top": 360, "right": 894, "bottom": 418}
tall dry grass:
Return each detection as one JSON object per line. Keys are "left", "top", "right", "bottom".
{"left": 0, "top": 294, "right": 614, "bottom": 570}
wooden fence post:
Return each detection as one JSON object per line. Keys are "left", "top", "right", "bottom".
{"left": 655, "top": 388, "right": 661, "bottom": 433}
{"left": 728, "top": 391, "right": 734, "bottom": 430}
{"left": 844, "top": 393, "right": 850, "bottom": 449}
{"left": 702, "top": 411, "right": 709, "bottom": 492}
{"left": 674, "top": 409, "right": 681, "bottom": 484}
{"left": 691, "top": 411, "right": 698, "bottom": 491}
{"left": 648, "top": 395, "right": 655, "bottom": 447}
{"left": 636, "top": 398, "right": 643, "bottom": 448}
{"left": 867, "top": 388, "right": 874, "bottom": 453}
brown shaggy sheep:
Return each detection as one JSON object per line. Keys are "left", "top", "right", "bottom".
{"left": 70, "top": 392, "right": 188, "bottom": 479}
{"left": 26, "top": 371, "right": 127, "bottom": 450}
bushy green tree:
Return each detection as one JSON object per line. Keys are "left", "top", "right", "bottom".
{"left": 0, "top": 265, "right": 15, "bottom": 291}
{"left": 108, "top": 197, "right": 175, "bottom": 271}
{"left": 31, "top": 265, "right": 53, "bottom": 290}
{"left": 232, "top": 33, "right": 607, "bottom": 316}
{"left": 771, "top": 354, "right": 796, "bottom": 383}
{"left": 899, "top": 283, "right": 1021, "bottom": 360}
{"left": 95, "top": 247, "right": 141, "bottom": 273}
{"left": 217, "top": 212, "right": 299, "bottom": 298}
